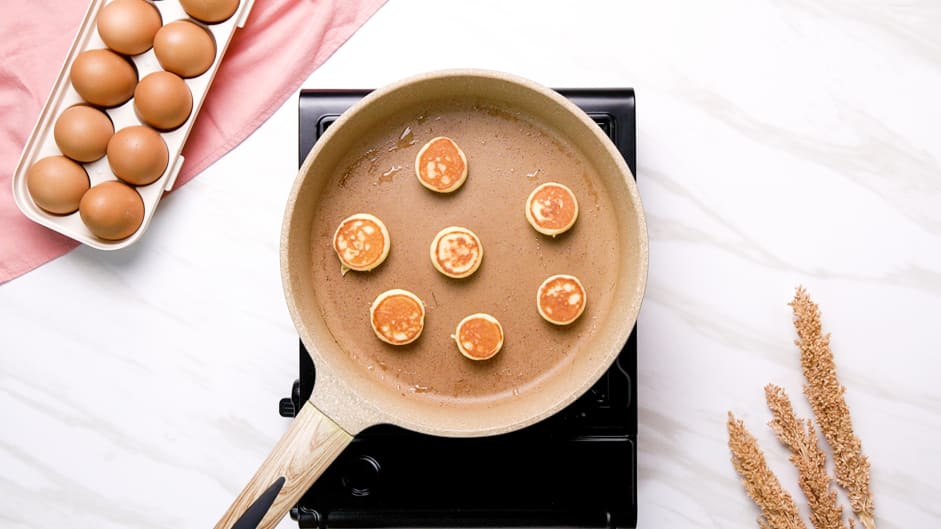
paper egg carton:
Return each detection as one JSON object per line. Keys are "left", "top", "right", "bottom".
{"left": 11, "top": 0, "right": 255, "bottom": 250}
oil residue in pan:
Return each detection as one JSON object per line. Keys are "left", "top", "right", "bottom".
{"left": 310, "top": 98, "right": 620, "bottom": 405}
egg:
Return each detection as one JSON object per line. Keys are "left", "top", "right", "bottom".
{"left": 79, "top": 180, "right": 145, "bottom": 240}
{"left": 107, "top": 125, "right": 169, "bottom": 186}
{"left": 70, "top": 49, "right": 138, "bottom": 107}
{"left": 96, "top": 0, "right": 163, "bottom": 56}
{"left": 134, "top": 71, "right": 193, "bottom": 130}
{"left": 26, "top": 156, "right": 90, "bottom": 215}
{"left": 153, "top": 20, "right": 217, "bottom": 78}
{"left": 180, "top": 0, "right": 240, "bottom": 24}
{"left": 53, "top": 105, "right": 114, "bottom": 162}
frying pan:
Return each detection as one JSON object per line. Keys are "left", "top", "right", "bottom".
{"left": 214, "top": 70, "right": 647, "bottom": 529}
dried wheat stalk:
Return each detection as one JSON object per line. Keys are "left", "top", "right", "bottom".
{"left": 728, "top": 412, "right": 808, "bottom": 529}
{"left": 790, "top": 287, "right": 875, "bottom": 529}
{"left": 765, "top": 384, "right": 853, "bottom": 529}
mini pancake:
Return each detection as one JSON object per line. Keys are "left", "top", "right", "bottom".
{"left": 525, "top": 182, "right": 579, "bottom": 236}
{"left": 536, "top": 274, "right": 587, "bottom": 325}
{"left": 370, "top": 289, "right": 425, "bottom": 346}
{"left": 415, "top": 136, "right": 468, "bottom": 193}
{"left": 453, "top": 313, "right": 504, "bottom": 361}
{"left": 429, "top": 226, "right": 483, "bottom": 279}
{"left": 332, "top": 213, "right": 391, "bottom": 273}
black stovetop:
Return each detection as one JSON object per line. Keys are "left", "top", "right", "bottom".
{"left": 281, "top": 88, "right": 637, "bottom": 529}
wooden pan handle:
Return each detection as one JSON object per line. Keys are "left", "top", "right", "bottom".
{"left": 214, "top": 402, "right": 353, "bottom": 529}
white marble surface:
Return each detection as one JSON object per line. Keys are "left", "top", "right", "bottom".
{"left": 2, "top": 1, "right": 940, "bottom": 527}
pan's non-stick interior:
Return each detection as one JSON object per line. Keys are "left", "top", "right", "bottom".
{"left": 282, "top": 71, "right": 646, "bottom": 437}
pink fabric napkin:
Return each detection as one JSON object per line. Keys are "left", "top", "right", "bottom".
{"left": 0, "top": 0, "right": 386, "bottom": 284}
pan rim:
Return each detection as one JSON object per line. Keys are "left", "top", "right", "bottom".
{"left": 281, "top": 68, "right": 648, "bottom": 437}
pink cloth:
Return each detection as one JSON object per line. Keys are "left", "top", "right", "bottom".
{"left": 0, "top": 0, "right": 386, "bottom": 284}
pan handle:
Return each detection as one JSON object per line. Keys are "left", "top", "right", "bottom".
{"left": 214, "top": 401, "right": 354, "bottom": 529}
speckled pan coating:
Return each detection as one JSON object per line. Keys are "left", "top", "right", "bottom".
{"left": 281, "top": 69, "right": 648, "bottom": 437}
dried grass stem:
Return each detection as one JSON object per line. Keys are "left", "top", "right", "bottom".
{"left": 790, "top": 288, "right": 874, "bottom": 527}
{"left": 765, "top": 384, "right": 852, "bottom": 529}
{"left": 728, "top": 412, "right": 809, "bottom": 529}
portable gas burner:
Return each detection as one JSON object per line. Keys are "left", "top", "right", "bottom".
{"left": 279, "top": 88, "right": 637, "bottom": 529}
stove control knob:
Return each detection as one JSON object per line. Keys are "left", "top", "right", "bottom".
{"left": 278, "top": 397, "right": 296, "bottom": 418}
{"left": 341, "top": 455, "right": 381, "bottom": 497}
{"left": 293, "top": 507, "right": 321, "bottom": 528}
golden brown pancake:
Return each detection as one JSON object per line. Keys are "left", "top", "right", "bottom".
{"left": 453, "top": 313, "right": 504, "bottom": 361}
{"left": 370, "top": 289, "right": 425, "bottom": 345}
{"left": 415, "top": 136, "right": 468, "bottom": 193}
{"left": 525, "top": 182, "right": 579, "bottom": 236}
{"left": 429, "top": 226, "right": 483, "bottom": 278}
{"left": 536, "top": 274, "right": 587, "bottom": 325}
{"left": 332, "top": 213, "right": 391, "bottom": 273}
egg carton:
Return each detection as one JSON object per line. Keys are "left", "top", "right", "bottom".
{"left": 11, "top": 0, "right": 255, "bottom": 250}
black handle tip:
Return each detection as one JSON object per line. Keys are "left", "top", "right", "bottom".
{"left": 231, "top": 476, "right": 286, "bottom": 529}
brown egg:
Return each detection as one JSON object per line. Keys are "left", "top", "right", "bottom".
{"left": 70, "top": 49, "right": 138, "bottom": 107}
{"left": 153, "top": 20, "right": 217, "bottom": 78}
{"left": 107, "top": 126, "right": 169, "bottom": 186}
{"left": 134, "top": 71, "right": 193, "bottom": 130}
{"left": 53, "top": 105, "right": 114, "bottom": 162}
{"left": 96, "top": 0, "right": 163, "bottom": 56}
{"left": 180, "top": 0, "right": 240, "bottom": 24}
{"left": 26, "top": 156, "right": 90, "bottom": 215}
{"left": 79, "top": 180, "right": 145, "bottom": 240}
